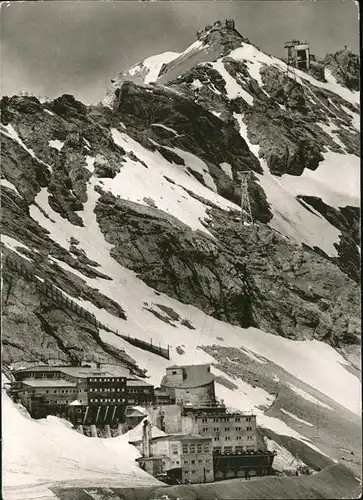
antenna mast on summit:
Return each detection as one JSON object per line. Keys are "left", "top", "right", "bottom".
{"left": 237, "top": 171, "right": 254, "bottom": 226}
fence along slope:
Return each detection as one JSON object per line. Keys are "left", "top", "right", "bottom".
{"left": 4, "top": 255, "right": 170, "bottom": 360}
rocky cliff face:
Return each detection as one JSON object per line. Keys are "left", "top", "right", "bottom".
{"left": 324, "top": 48, "right": 360, "bottom": 91}
{"left": 1, "top": 21, "right": 360, "bottom": 372}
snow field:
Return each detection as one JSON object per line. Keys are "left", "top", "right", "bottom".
{"left": 1, "top": 235, "right": 37, "bottom": 262}
{"left": 107, "top": 128, "right": 238, "bottom": 235}
{"left": 340, "top": 105, "right": 360, "bottom": 131}
{"left": 211, "top": 61, "right": 254, "bottom": 105}
{"left": 287, "top": 385, "right": 333, "bottom": 411}
{"left": 2, "top": 389, "right": 161, "bottom": 492}
{"left": 1, "top": 124, "right": 53, "bottom": 174}
{"left": 277, "top": 151, "right": 360, "bottom": 210}
{"left": 128, "top": 52, "right": 180, "bottom": 84}
{"left": 280, "top": 409, "right": 314, "bottom": 427}
{"left": 219, "top": 162, "right": 233, "bottom": 179}
{"left": 234, "top": 113, "right": 343, "bottom": 256}
{"left": 48, "top": 140, "right": 64, "bottom": 152}
{"left": 1, "top": 179, "right": 21, "bottom": 195}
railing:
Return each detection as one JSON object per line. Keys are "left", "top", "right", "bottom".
{"left": 3, "top": 254, "right": 170, "bottom": 360}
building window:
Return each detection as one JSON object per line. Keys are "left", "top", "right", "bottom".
{"left": 225, "top": 427, "right": 230, "bottom": 432}
{"left": 214, "top": 437, "right": 219, "bottom": 441}
{"left": 202, "top": 427, "right": 208, "bottom": 432}
{"left": 184, "top": 470, "right": 189, "bottom": 475}
{"left": 247, "top": 426, "right": 252, "bottom": 431}
{"left": 192, "top": 470, "right": 196, "bottom": 475}
{"left": 225, "top": 436, "right": 231, "bottom": 441}
{"left": 202, "top": 418, "right": 207, "bottom": 423}
{"left": 247, "top": 436, "right": 253, "bottom": 440}
{"left": 224, "top": 446, "right": 233, "bottom": 452}
{"left": 197, "top": 444, "right": 203, "bottom": 453}
{"left": 184, "top": 460, "right": 188, "bottom": 465}
{"left": 246, "top": 417, "right": 251, "bottom": 422}
{"left": 213, "top": 418, "right": 219, "bottom": 422}
{"left": 236, "top": 427, "right": 241, "bottom": 431}
{"left": 203, "top": 444, "right": 210, "bottom": 453}
{"left": 205, "top": 459, "right": 210, "bottom": 464}
{"left": 189, "top": 445, "right": 196, "bottom": 453}
{"left": 182, "top": 445, "right": 189, "bottom": 454}
{"left": 172, "top": 371, "right": 177, "bottom": 375}
{"left": 198, "top": 460, "right": 203, "bottom": 464}
{"left": 235, "top": 417, "right": 241, "bottom": 422}
{"left": 191, "top": 460, "right": 195, "bottom": 465}
{"left": 54, "top": 390, "right": 57, "bottom": 393}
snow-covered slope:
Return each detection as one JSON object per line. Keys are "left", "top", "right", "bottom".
{"left": 103, "top": 51, "right": 179, "bottom": 107}
{"left": 1, "top": 378, "right": 160, "bottom": 499}
{"left": 1, "top": 19, "right": 361, "bottom": 493}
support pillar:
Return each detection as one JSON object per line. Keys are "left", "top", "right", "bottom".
{"left": 90, "top": 424, "right": 97, "bottom": 437}
{"left": 117, "top": 423, "right": 124, "bottom": 435}
{"left": 105, "top": 424, "right": 111, "bottom": 438}
{"left": 77, "top": 425, "right": 84, "bottom": 435}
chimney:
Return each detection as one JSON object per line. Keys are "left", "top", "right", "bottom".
{"left": 142, "top": 419, "right": 151, "bottom": 458}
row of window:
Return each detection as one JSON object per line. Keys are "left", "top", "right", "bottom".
{"left": 183, "top": 459, "right": 211, "bottom": 465}
{"left": 45, "top": 389, "right": 80, "bottom": 394}
{"left": 45, "top": 400, "right": 83, "bottom": 404}
{"left": 201, "top": 416, "right": 253, "bottom": 423}
{"left": 202, "top": 426, "right": 252, "bottom": 432}
{"left": 88, "top": 378, "right": 125, "bottom": 382}
{"left": 213, "top": 435, "right": 254, "bottom": 441}
{"left": 184, "top": 469, "right": 212, "bottom": 475}
{"left": 128, "top": 398, "right": 154, "bottom": 404}
{"left": 182, "top": 444, "right": 210, "bottom": 454}
{"left": 89, "top": 398, "right": 126, "bottom": 403}
{"left": 128, "top": 389, "right": 151, "bottom": 394}
{"left": 88, "top": 387, "right": 124, "bottom": 393}
{"left": 214, "top": 445, "right": 255, "bottom": 452}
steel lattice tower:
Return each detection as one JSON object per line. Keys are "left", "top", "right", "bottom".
{"left": 237, "top": 171, "right": 254, "bottom": 226}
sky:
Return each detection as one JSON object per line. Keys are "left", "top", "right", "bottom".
{"left": 0, "top": 0, "right": 359, "bottom": 105}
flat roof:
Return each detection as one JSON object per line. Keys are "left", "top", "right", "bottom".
{"left": 14, "top": 364, "right": 130, "bottom": 379}
{"left": 21, "top": 378, "right": 77, "bottom": 388}
{"left": 151, "top": 434, "right": 212, "bottom": 442}
{"left": 126, "top": 379, "right": 153, "bottom": 387}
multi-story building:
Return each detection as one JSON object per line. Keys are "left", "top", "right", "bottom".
{"left": 126, "top": 378, "right": 155, "bottom": 405}
{"left": 160, "top": 364, "right": 216, "bottom": 405}
{"left": 180, "top": 435, "right": 214, "bottom": 484}
{"left": 10, "top": 364, "right": 129, "bottom": 424}
{"left": 132, "top": 420, "right": 214, "bottom": 484}
{"left": 182, "top": 409, "right": 258, "bottom": 453}
{"left": 154, "top": 387, "right": 172, "bottom": 405}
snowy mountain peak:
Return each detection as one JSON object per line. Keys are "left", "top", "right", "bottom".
{"left": 103, "top": 51, "right": 180, "bottom": 107}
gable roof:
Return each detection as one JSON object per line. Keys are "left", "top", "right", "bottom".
{"left": 161, "top": 364, "right": 215, "bottom": 389}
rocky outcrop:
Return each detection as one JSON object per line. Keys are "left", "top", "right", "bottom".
{"left": 94, "top": 191, "right": 360, "bottom": 350}
{"left": 297, "top": 196, "right": 360, "bottom": 283}
{"left": 324, "top": 49, "right": 360, "bottom": 91}
{"left": 1, "top": 256, "right": 142, "bottom": 375}
{"left": 1, "top": 27, "right": 360, "bottom": 372}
